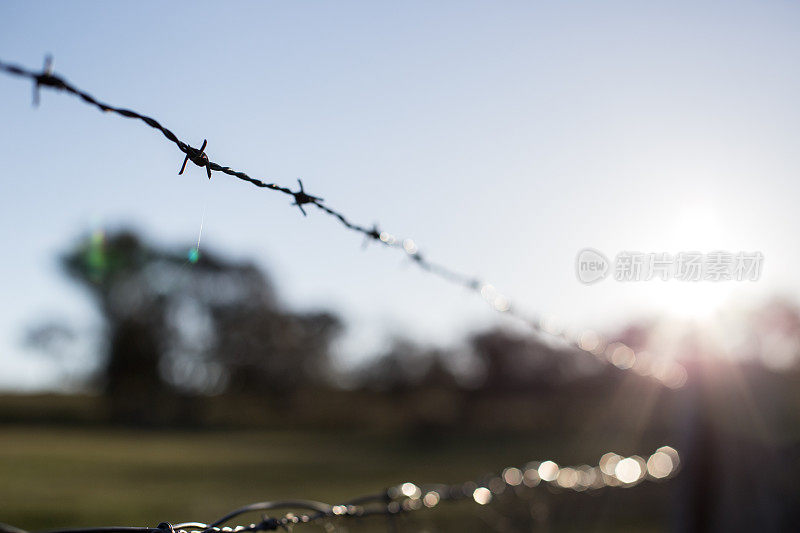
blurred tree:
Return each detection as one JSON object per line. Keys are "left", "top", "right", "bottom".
{"left": 58, "top": 229, "right": 341, "bottom": 424}
{"left": 356, "top": 339, "right": 430, "bottom": 393}
{"left": 468, "top": 327, "right": 594, "bottom": 393}
{"left": 355, "top": 328, "right": 604, "bottom": 396}
{"left": 356, "top": 340, "right": 458, "bottom": 393}
{"left": 23, "top": 320, "right": 89, "bottom": 390}
{"left": 211, "top": 305, "right": 341, "bottom": 398}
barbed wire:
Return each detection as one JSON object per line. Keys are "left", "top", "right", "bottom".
{"left": 0, "top": 55, "right": 686, "bottom": 387}
{"left": 0, "top": 446, "right": 679, "bottom": 533}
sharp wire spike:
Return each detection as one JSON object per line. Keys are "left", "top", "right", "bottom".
{"left": 291, "top": 178, "right": 322, "bottom": 216}
{"left": 32, "top": 54, "right": 54, "bottom": 107}
{"left": 362, "top": 224, "right": 380, "bottom": 249}
{"left": 180, "top": 139, "right": 211, "bottom": 179}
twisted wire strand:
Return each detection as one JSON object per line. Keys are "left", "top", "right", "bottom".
{"left": 37, "top": 529, "right": 162, "bottom": 533}
{"left": 6, "top": 446, "right": 679, "bottom": 533}
{"left": 0, "top": 57, "right": 686, "bottom": 386}
{"left": 204, "top": 501, "right": 333, "bottom": 529}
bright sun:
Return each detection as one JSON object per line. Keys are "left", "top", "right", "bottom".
{"left": 658, "top": 282, "right": 733, "bottom": 319}
{"left": 656, "top": 205, "right": 735, "bottom": 319}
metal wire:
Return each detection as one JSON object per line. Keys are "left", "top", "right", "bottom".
{"left": 0, "top": 56, "right": 687, "bottom": 386}
{"left": 5, "top": 446, "right": 679, "bottom": 533}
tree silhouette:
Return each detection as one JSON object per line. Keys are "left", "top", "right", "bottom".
{"left": 59, "top": 229, "right": 341, "bottom": 424}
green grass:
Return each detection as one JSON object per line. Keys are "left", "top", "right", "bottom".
{"left": 0, "top": 426, "right": 669, "bottom": 532}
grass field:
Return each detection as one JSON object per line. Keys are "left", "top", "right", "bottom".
{"left": 0, "top": 425, "right": 672, "bottom": 532}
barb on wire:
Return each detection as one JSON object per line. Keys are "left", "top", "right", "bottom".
{"left": 32, "top": 54, "right": 54, "bottom": 106}
{"left": 179, "top": 139, "right": 211, "bottom": 180}
{"left": 0, "top": 56, "right": 687, "bottom": 387}
{"left": 5, "top": 446, "right": 679, "bottom": 533}
{"left": 290, "top": 179, "right": 322, "bottom": 216}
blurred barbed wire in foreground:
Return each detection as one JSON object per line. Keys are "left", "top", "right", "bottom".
{"left": 0, "top": 446, "right": 678, "bottom": 533}
{"left": 0, "top": 56, "right": 686, "bottom": 387}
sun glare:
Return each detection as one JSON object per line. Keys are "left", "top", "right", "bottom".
{"left": 668, "top": 205, "right": 725, "bottom": 250}
{"left": 657, "top": 282, "right": 733, "bottom": 320}
{"left": 651, "top": 205, "right": 737, "bottom": 319}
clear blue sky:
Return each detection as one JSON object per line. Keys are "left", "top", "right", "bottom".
{"left": 2, "top": 1, "right": 799, "bottom": 389}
